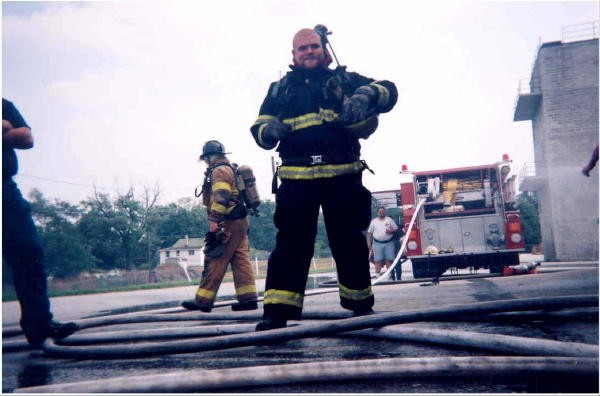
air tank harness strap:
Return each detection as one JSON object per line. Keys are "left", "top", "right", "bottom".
{"left": 360, "top": 160, "right": 375, "bottom": 175}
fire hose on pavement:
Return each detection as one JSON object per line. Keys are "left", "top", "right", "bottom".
{"left": 16, "top": 356, "right": 598, "bottom": 393}
{"left": 6, "top": 294, "right": 599, "bottom": 393}
{"left": 35, "top": 294, "right": 597, "bottom": 359}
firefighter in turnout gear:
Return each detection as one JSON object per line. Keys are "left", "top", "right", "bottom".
{"left": 250, "top": 27, "right": 398, "bottom": 331}
{"left": 182, "top": 140, "right": 258, "bottom": 312}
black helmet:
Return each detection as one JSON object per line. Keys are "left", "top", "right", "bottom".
{"left": 199, "top": 140, "right": 229, "bottom": 160}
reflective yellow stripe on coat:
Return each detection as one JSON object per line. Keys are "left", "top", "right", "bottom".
{"left": 278, "top": 161, "right": 365, "bottom": 180}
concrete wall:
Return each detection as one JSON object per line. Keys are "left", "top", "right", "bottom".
{"left": 529, "top": 39, "right": 598, "bottom": 261}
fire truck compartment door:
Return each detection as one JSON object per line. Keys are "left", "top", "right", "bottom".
{"left": 422, "top": 216, "right": 495, "bottom": 253}
{"left": 459, "top": 218, "right": 487, "bottom": 253}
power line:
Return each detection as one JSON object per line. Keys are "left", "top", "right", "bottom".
{"left": 17, "top": 173, "right": 190, "bottom": 193}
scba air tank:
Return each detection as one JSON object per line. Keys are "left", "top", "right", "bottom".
{"left": 236, "top": 165, "right": 261, "bottom": 211}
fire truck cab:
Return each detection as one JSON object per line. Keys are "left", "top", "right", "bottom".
{"left": 393, "top": 155, "right": 524, "bottom": 279}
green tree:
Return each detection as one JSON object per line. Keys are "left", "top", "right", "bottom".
{"left": 28, "top": 189, "right": 97, "bottom": 278}
{"left": 247, "top": 200, "right": 276, "bottom": 252}
{"left": 79, "top": 192, "right": 123, "bottom": 270}
{"left": 517, "top": 192, "right": 542, "bottom": 251}
{"left": 151, "top": 198, "right": 207, "bottom": 255}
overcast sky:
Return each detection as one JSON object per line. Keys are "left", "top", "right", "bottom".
{"left": 3, "top": 0, "right": 598, "bottom": 205}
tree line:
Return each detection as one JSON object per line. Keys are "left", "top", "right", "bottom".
{"left": 3, "top": 186, "right": 540, "bottom": 281}
{"left": 3, "top": 186, "right": 333, "bottom": 280}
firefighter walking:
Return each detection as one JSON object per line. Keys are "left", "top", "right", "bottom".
{"left": 182, "top": 140, "right": 258, "bottom": 312}
{"left": 250, "top": 26, "right": 398, "bottom": 330}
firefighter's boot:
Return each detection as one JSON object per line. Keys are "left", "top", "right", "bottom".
{"left": 181, "top": 300, "right": 212, "bottom": 312}
{"left": 352, "top": 308, "right": 375, "bottom": 317}
{"left": 231, "top": 300, "right": 258, "bottom": 311}
{"left": 255, "top": 318, "right": 287, "bottom": 331}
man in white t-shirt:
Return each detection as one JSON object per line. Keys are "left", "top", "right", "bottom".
{"left": 366, "top": 206, "right": 399, "bottom": 278}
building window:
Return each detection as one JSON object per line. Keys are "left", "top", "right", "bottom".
{"left": 166, "top": 251, "right": 170, "bottom": 258}
{"left": 189, "top": 250, "right": 195, "bottom": 255}
{"left": 176, "top": 250, "right": 180, "bottom": 257}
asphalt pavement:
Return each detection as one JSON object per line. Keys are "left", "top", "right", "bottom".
{"left": 2, "top": 256, "right": 598, "bottom": 393}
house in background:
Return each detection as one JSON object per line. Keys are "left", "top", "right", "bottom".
{"left": 158, "top": 235, "right": 204, "bottom": 268}
{"left": 515, "top": 22, "right": 598, "bottom": 262}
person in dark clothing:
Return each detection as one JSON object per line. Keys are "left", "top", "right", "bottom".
{"left": 2, "top": 98, "right": 78, "bottom": 347}
{"left": 250, "top": 27, "right": 398, "bottom": 331}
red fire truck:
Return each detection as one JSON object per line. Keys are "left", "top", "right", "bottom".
{"left": 373, "top": 155, "right": 525, "bottom": 279}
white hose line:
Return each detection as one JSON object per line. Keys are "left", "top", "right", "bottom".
{"left": 373, "top": 198, "right": 426, "bottom": 285}
{"left": 10, "top": 309, "right": 347, "bottom": 348}
{"left": 41, "top": 294, "right": 597, "bottom": 359}
{"left": 7, "top": 307, "right": 597, "bottom": 352}
{"left": 349, "top": 325, "right": 599, "bottom": 357}
{"left": 59, "top": 323, "right": 257, "bottom": 345}
{"left": 15, "top": 356, "right": 598, "bottom": 393}
{"left": 71, "top": 309, "right": 351, "bottom": 331}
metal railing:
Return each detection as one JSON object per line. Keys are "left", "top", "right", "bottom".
{"left": 516, "top": 21, "right": 598, "bottom": 102}
{"left": 520, "top": 162, "right": 537, "bottom": 179}
{"left": 517, "top": 78, "right": 531, "bottom": 95}
{"left": 562, "top": 21, "right": 599, "bottom": 43}
{"left": 517, "top": 162, "right": 540, "bottom": 190}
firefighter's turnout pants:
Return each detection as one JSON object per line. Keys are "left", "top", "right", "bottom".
{"left": 263, "top": 172, "right": 374, "bottom": 321}
{"left": 194, "top": 217, "right": 258, "bottom": 309}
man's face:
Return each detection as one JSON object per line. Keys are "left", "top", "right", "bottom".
{"left": 377, "top": 208, "right": 386, "bottom": 217}
{"left": 292, "top": 31, "right": 325, "bottom": 69}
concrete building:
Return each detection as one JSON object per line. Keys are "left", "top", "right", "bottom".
{"left": 515, "top": 23, "right": 598, "bottom": 261}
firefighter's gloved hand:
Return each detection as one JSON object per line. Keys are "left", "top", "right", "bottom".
{"left": 204, "top": 231, "right": 217, "bottom": 251}
{"left": 261, "top": 119, "right": 290, "bottom": 147}
{"left": 339, "top": 85, "right": 378, "bottom": 125}
{"left": 204, "top": 231, "right": 226, "bottom": 258}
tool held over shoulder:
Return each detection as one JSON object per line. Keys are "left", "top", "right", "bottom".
{"left": 315, "top": 24, "right": 380, "bottom": 140}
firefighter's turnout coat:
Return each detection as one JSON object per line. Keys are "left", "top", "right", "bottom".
{"left": 251, "top": 65, "right": 398, "bottom": 320}
{"left": 194, "top": 159, "right": 257, "bottom": 309}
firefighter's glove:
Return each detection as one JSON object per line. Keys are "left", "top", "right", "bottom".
{"left": 204, "top": 231, "right": 218, "bottom": 252}
{"left": 339, "top": 85, "right": 378, "bottom": 125}
{"left": 261, "top": 119, "right": 290, "bottom": 147}
{"left": 204, "top": 231, "right": 226, "bottom": 258}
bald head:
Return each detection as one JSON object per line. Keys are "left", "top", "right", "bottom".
{"left": 292, "top": 28, "right": 320, "bottom": 48}
{"left": 291, "top": 28, "right": 325, "bottom": 69}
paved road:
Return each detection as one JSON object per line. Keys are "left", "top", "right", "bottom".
{"left": 3, "top": 258, "right": 598, "bottom": 393}
{"left": 1, "top": 254, "right": 546, "bottom": 326}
